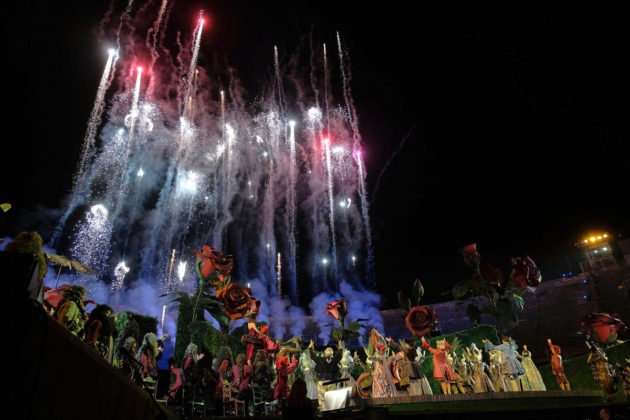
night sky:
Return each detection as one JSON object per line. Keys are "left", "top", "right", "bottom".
{"left": 3, "top": 1, "right": 630, "bottom": 307}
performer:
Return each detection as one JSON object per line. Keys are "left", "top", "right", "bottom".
{"left": 339, "top": 349, "right": 356, "bottom": 390}
{"left": 299, "top": 350, "right": 319, "bottom": 400}
{"left": 548, "top": 338, "right": 570, "bottom": 390}
{"left": 483, "top": 337, "right": 525, "bottom": 391}
{"left": 252, "top": 349, "right": 273, "bottom": 401}
{"left": 451, "top": 352, "right": 473, "bottom": 394}
{"left": 369, "top": 330, "right": 398, "bottom": 398}
{"left": 389, "top": 340, "right": 432, "bottom": 395}
{"left": 232, "top": 353, "right": 253, "bottom": 413}
{"left": 242, "top": 316, "right": 279, "bottom": 364}
{"left": 421, "top": 336, "right": 457, "bottom": 394}
{"left": 136, "top": 332, "right": 159, "bottom": 380}
{"left": 517, "top": 345, "right": 545, "bottom": 391}
{"left": 400, "top": 342, "right": 432, "bottom": 396}
{"left": 309, "top": 340, "right": 343, "bottom": 407}
{"left": 119, "top": 336, "right": 139, "bottom": 382}
{"left": 274, "top": 354, "right": 298, "bottom": 400}
{"left": 213, "top": 347, "right": 235, "bottom": 398}
{"left": 585, "top": 338, "right": 615, "bottom": 394}
{"left": 466, "top": 344, "right": 495, "bottom": 393}
{"left": 487, "top": 349, "right": 508, "bottom": 392}
{"left": 85, "top": 304, "right": 114, "bottom": 359}
{"left": 54, "top": 285, "right": 88, "bottom": 338}
{"left": 183, "top": 343, "right": 205, "bottom": 383}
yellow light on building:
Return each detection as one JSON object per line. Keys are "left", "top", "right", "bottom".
{"left": 597, "top": 236, "right": 602, "bottom": 240}
{"left": 584, "top": 239, "right": 589, "bottom": 243}
{"left": 604, "top": 234, "right": 608, "bottom": 238}
{"left": 590, "top": 237, "right": 596, "bottom": 242}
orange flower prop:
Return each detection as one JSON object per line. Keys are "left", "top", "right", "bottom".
{"left": 324, "top": 297, "right": 348, "bottom": 322}
{"left": 192, "top": 245, "right": 234, "bottom": 289}
{"left": 405, "top": 305, "right": 438, "bottom": 336}
{"left": 216, "top": 283, "right": 260, "bottom": 321}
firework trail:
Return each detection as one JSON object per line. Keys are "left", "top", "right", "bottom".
{"left": 74, "top": 49, "right": 117, "bottom": 191}
{"left": 52, "top": 8, "right": 383, "bottom": 336}
{"left": 323, "top": 43, "right": 331, "bottom": 133}
{"left": 287, "top": 120, "right": 298, "bottom": 301}
{"left": 323, "top": 137, "right": 338, "bottom": 287}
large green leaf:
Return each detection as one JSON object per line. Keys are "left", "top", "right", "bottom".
{"left": 510, "top": 293, "right": 525, "bottom": 310}
{"left": 343, "top": 330, "right": 361, "bottom": 340}
{"left": 347, "top": 321, "right": 362, "bottom": 331}
{"left": 452, "top": 279, "right": 472, "bottom": 299}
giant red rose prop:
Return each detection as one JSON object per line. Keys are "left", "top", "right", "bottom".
{"left": 510, "top": 256, "right": 542, "bottom": 288}
{"left": 481, "top": 264, "right": 504, "bottom": 285}
{"left": 459, "top": 243, "right": 480, "bottom": 270}
{"left": 324, "top": 298, "right": 348, "bottom": 322}
{"left": 405, "top": 306, "right": 438, "bottom": 336}
{"left": 216, "top": 284, "right": 260, "bottom": 321}
{"left": 582, "top": 312, "right": 626, "bottom": 345}
{"left": 192, "top": 245, "right": 234, "bottom": 289}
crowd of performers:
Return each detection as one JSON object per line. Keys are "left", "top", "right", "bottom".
{"left": 44, "top": 282, "right": 630, "bottom": 418}
{"left": 47, "top": 284, "right": 168, "bottom": 386}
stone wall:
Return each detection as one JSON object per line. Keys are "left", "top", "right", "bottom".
{"left": 288, "top": 266, "right": 630, "bottom": 364}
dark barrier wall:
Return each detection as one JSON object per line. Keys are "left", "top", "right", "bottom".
{"left": 14, "top": 302, "right": 172, "bottom": 420}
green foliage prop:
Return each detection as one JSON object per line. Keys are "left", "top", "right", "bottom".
{"left": 172, "top": 290, "right": 244, "bottom": 363}
{"left": 4, "top": 231, "right": 47, "bottom": 281}
{"left": 451, "top": 246, "right": 529, "bottom": 335}
{"left": 115, "top": 311, "right": 158, "bottom": 340}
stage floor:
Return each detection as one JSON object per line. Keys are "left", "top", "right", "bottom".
{"left": 365, "top": 390, "right": 610, "bottom": 416}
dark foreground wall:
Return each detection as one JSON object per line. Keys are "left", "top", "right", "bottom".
{"left": 12, "top": 301, "right": 174, "bottom": 420}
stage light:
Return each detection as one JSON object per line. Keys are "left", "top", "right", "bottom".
{"left": 597, "top": 236, "right": 602, "bottom": 240}
{"left": 604, "top": 234, "right": 608, "bottom": 238}
{"left": 590, "top": 237, "right": 596, "bottom": 242}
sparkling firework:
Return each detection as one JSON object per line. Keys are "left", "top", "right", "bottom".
{"left": 177, "top": 261, "right": 187, "bottom": 282}
{"left": 55, "top": 8, "right": 375, "bottom": 306}
{"left": 112, "top": 261, "right": 130, "bottom": 290}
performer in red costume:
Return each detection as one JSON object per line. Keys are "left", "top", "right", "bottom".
{"left": 242, "top": 314, "right": 280, "bottom": 363}
{"left": 421, "top": 336, "right": 457, "bottom": 394}
{"left": 548, "top": 338, "right": 571, "bottom": 390}
{"left": 274, "top": 355, "right": 299, "bottom": 400}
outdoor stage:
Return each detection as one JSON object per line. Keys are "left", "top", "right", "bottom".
{"left": 366, "top": 390, "right": 607, "bottom": 415}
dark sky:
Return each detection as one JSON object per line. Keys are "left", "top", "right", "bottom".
{"left": 3, "top": 1, "right": 630, "bottom": 307}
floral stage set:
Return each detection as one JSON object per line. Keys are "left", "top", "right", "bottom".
{"left": 155, "top": 242, "right": 630, "bottom": 412}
